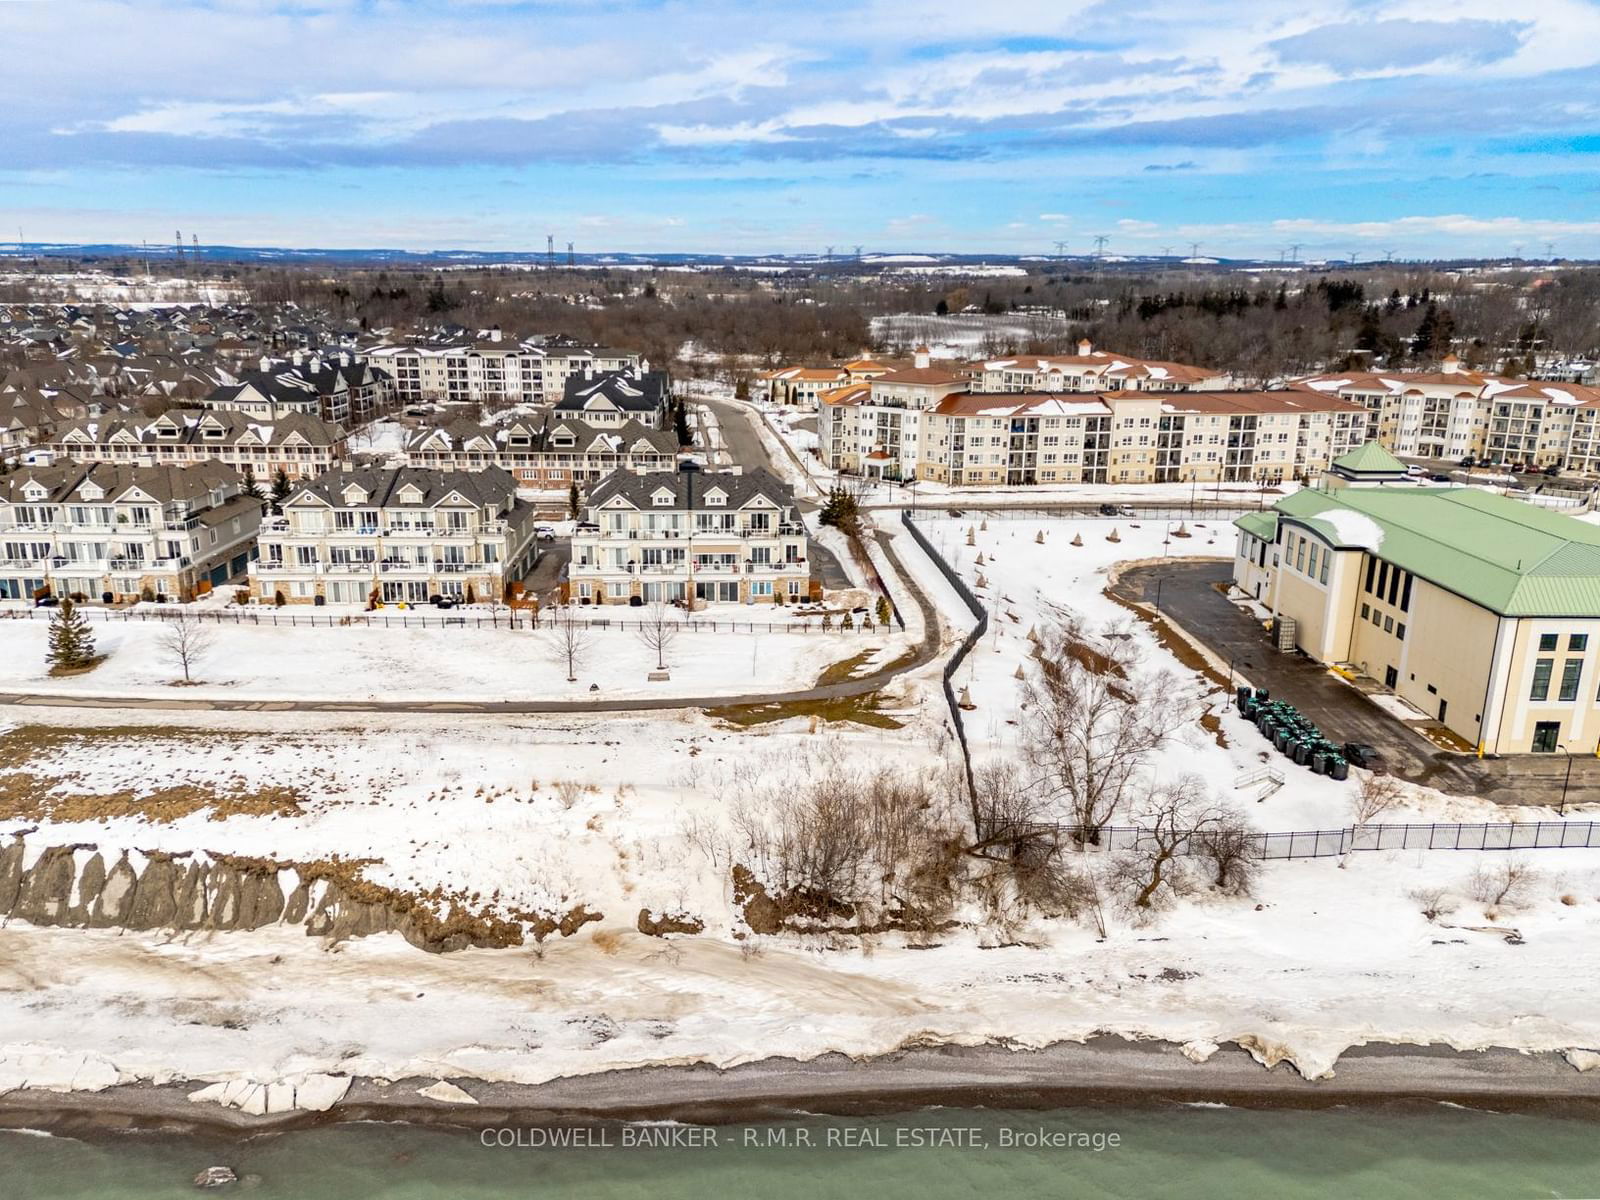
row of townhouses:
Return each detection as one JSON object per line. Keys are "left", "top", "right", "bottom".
{"left": 404, "top": 417, "right": 677, "bottom": 486}
{"left": 249, "top": 466, "right": 542, "bottom": 606}
{"left": 816, "top": 348, "right": 1368, "bottom": 484}
{"left": 202, "top": 353, "right": 393, "bottom": 427}
{"left": 368, "top": 336, "right": 642, "bottom": 407}
{"left": 0, "top": 461, "right": 261, "bottom": 602}
{"left": 1292, "top": 356, "right": 1600, "bottom": 471}
{"left": 42, "top": 409, "right": 348, "bottom": 481}
{"left": 569, "top": 465, "right": 810, "bottom": 606}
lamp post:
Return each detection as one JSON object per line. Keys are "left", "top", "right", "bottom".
{"left": 1154, "top": 576, "right": 1164, "bottom": 616}
{"left": 1560, "top": 744, "right": 1575, "bottom": 816}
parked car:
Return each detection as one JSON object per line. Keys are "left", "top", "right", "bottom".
{"left": 1544, "top": 464, "right": 1562, "bottom": 477}
{"left": 1405, "top": 463, "right": 1427, "bottom": 477}
{"left": 1427, "top": 472, "right": 1452, "bottom": 482}
{"left": 533, "top": 524, "right": 558, "bottom": 541}
{"left": 1458, "top": 456, "right": 1476, "bottom": 468}
{"left": 1342, "top": 742, "right": 1386, "bottom": 772}
{"left": 1097, "top": 503, "right": 1119, "bottom": 516}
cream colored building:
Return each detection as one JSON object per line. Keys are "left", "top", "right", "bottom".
{"left": 370, "top": 338, "right": 641, "bottom": 407}
{"left": 1235, "top": 454, "right": 1600, "bottom": 754}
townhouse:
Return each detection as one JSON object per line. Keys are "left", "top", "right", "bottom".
{"left": 554, "top": 369, "right": 670, "bottom": 429}
{"left": 0, "top": 461, "right": 262, "bottom": 603}
{"left": 404, "top": 416, "right": 678, "bottom": 487}
{"left": 753, "top": 357, "right": 895, "bottom": 409}
{"left": 250, "top": 466, "right": 539, "bottom": 606}
{"left": 569, "top": 465, "right": 810, "bottom": 606}
{"left": 1235, "top": 461, "right": 1600, "bottom": 754}
{"left": 200, "top": 355, "right": 392, "bottom": 427}
{"left": 47, "top": 409, "right": 347, "bottom": 481}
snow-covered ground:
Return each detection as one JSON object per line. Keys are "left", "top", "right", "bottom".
{"left": 5, "top": 511, "right": 1600, "bottom": 1108}
{"left": 0, "top": 615, "right": 905, "bottom": 702}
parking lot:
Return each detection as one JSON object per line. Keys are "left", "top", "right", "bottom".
{"left": 1113, "top": 560, "right": 1600, "bottom": 809}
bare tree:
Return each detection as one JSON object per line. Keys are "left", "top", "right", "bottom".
{"left": 1192, "top": 805, "right": 1261, "bottom": 896}
{"left": 1469, "top": 859, "right": 1539, "bottom": 910}
{"left": 546, "top": 606, "right": 594, "bottom": 682}
{"left": 1019, "top": 614, "right": 1186, "bottom": 845}
{"left": 1114, "top": 774, "right": 1216, "bottom": 910}
{"left": 1343, "top": 773, "right": 1405, "bottom": 866}
{"left": 636, "top": 600, "right": 680, "bottom": 671}
{"left": 160, "top": 610, "right": 216, "bottom": 684}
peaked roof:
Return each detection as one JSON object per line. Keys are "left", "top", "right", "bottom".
{"left": 1250, "top": 485, "right": 1600, "bottom": 617}
{"left": 1331, "top": 441, "right": 1406, "bottom": 475}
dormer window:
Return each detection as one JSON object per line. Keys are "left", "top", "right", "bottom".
{"left": 397, "top": 485, "right": 424, "bottom": 504}
{"left": 342, "top": 485, "right": 368, "bottom": 504}
{"left": 704, "top": 489, "right": 727, "bottom": 506}
{"left": 651, "top": 489, "right": 674, "bottom": 507}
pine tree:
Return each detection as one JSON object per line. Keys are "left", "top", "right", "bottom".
{"left": 270, "top": 468, "right": 292, "bottom": 514}
{"left": 242, "top": 468, "right": 266, "bottom": 505}
{"left": 567, "top": 480, "right": 580, "bottom": 520}
{"left": 46, "top": 597, "right": 96, "bottom": 671}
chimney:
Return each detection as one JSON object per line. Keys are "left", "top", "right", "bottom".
{"left": 913, "top": 345, "right": 931, "bottom": 370}
{"left": 1441, "top": 353, "right": 1460, "bottom": 374}
{"left": 311, "top": 355, "right": 323, "bottom": 374}
{"left": 258, "top": 355, "right": 271, "bottom": 373}
{"left": 489, "top": 325, "right": 502, "bottom": 344}
{"left": 1077, "top": 338, "right": 1093, "bottom": 356}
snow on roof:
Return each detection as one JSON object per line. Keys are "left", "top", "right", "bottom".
{"left": 1318, "top": 507, "right": 1385, "bottom": 551}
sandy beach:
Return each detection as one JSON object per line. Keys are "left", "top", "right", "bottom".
{"left": 4, "top": 1039, "right": 1600, "bottom": 1139}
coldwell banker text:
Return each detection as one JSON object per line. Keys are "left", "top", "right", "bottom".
{"left": 480, "top": 1125, "right": 1123, "bottom": 1152}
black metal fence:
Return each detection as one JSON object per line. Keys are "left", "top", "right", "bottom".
{"left": 910, "top": 503, "right": 1263, "bottom": 523}
{"left": 901, "top": 508, "right": 987, "bottom": 797}
{"left": 0, "top": 605, "right": 887, "bottom": 636}
{"left": 985, "top": 820, "right": 1600, "bottom": 860}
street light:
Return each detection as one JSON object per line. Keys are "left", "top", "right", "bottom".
{"left": 1153, "top": 576, "right": 1164, "bottom": 616}
{"left": 1559, "top": 743, "right": 1575, "bottom": 815}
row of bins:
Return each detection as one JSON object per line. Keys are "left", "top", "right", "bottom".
{"left": 1236, "top": 687, "right": 1349, "bottom": 780}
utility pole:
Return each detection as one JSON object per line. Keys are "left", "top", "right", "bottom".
{"left": 546, "top": 234, "right": 554, "bottom": 272}
{"left": 175, "top": 229, "right": 184, "bottom": 272}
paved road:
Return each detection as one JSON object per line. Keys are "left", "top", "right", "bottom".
{"left": 1113, "top": 560, "right": 1600, "bottom": 808}
{"left": 0, "top": 529, "right": 946, "bottom": 719}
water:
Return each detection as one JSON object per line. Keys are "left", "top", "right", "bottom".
{"left": 2, "top": 1103, "right": 1598, "bottom": 1199}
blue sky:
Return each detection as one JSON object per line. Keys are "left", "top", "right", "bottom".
{"left": 3, "top": 0, "right": 1600, "bottom": 257}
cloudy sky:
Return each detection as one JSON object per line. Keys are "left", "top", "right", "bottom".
{"left": 4, "top": 0, "right": 1600, "bottom": 257}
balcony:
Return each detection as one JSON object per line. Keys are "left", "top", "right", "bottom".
{"left": 433, "top": 561, "right": 475, "bottom": 573}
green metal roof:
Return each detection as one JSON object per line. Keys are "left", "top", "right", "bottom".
{"left": 1258, "top": 486, "right": 1600, "bottom": 617}
{"left": 1234, "top": 510, "right": 1278, "bottom": 541}
{"left": 1331, "top": 441, "right": 1406, "bottom": 476}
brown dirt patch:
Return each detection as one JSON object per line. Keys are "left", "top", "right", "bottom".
{"left": 708, "top": 693, "right": 904, "bottom": 730}
{"left": 1199, "top": 708, "right": 1229, "bottom": 749}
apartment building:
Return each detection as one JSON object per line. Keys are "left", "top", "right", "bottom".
{"left": 250, "top": 466, "right": 538, "bottom": 606}
{"left": 568, "top": 465, "right": 809, "bottom": 606}
{"left": 369, "top": 337, "right": 641, "bottom": 407}
{"left": 970, "top": 341, "right": 1231, "bottom": 393}
{"left": 404, "top": 416, "right": 677, "bottom": 486}
{"left": 1292, "top": 357, "right": 1600, "bottom": 469}
{"left": 48, "top": 410, "right": 347, "bottom": 481}
{"left": 0, "top": 461, "right": 262, "bottom": 603}
{"left": 822, "top": 380, "right": 1367, "bottom": 485}
{"left": 553, "top": 370, "right": 670, "bottom": 429}
{"left": 1235, "top": 477, "right": 1600, "bottom": 754}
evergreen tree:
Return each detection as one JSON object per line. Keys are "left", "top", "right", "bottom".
{"left": 242, "top": 467, "right": 266, "bottom": 505}
{"left": 673, "top": 399, "right": 692, "bottom": 446}
{"left": 568, "top": 480, "right": 580, "bottom": 520}
{"left": 270, "top": 468, "right": 292, "bottom": 514}
{"left": 46, "top": 597, "right": 96, "bottom": 671}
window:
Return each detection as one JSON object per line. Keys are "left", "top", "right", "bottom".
{"left": 1308, "top": 545, "right": 1319, "bottom": 578}
{"left": 1559, "top": 659, "right": 1583, "bottom": 703}
{"left": 1400, "top": 573, "right": 1413, "bottom": 612}
{"left": 1376, "top": 562, "right": 1389, "bottom": 596}
{"left": 1532, "top": 721, "right": 1561, "bottom": 753}
{"left": 1396, "top": 623, "right": 1406, "bottom": 641}
{"left": 1372, "top": 609, "right": 1381, "bottom": 626}
{"left": 1384, "top": 615, "right": 1394, "bottom": 634}
{"left": 1530, "top": 658, "right": 1554, "bottom": 701}
{"left": 1320, "top": 554, "right": 1329, "bottom": 585}
{"left": 1296, "top": 539, "right": 1306, "bottom": 572}
{"left": 1387, "top": 567, "right": 1401, "bottom": 606}
{"left": 1570, "top": 634, "right": 1589, "bottom": 652}
{"left": 1539, "top": 633, "right": 1559, "bottom": 652}
{"left": 1364, "top": 558, "right": 1376, "bottom": 593}
{"left": 1361, "top": 603, "right": 1370, "bottom": 620}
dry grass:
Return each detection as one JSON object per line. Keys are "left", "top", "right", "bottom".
{"left": 814, "top": 648, "right": 882, "bottom": 687}
{"left": 708, "top": 692, "right": 904, "bottom": 730}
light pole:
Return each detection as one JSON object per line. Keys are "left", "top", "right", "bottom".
{"left": 1154, "top": 576, "right": 1164, "bottom": 616}
{"left": 1560, "top": 743, "right": 1575, "bottom": 815}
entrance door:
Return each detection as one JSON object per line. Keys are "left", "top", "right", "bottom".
{"left": 1384, "top": 665, "right": 1398, "bottom": 689}
{"left": 1532, "top": 721, "right": 1560, "bottom": 753}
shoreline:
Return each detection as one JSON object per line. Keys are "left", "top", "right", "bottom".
{"left": 5, "top": 1039, "right": 1600, "bottom": 1141}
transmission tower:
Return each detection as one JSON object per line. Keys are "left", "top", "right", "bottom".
{"left": 1053, "top": 240, "right": 1068, "bottom": 258}
{"left": 1092, "top": 234, "right": 1108, "bottom": 260}
{"left": 853, "top": 245, "right": 862, "bottom": 262}
{"left": 824, "top": 245, "right": 835, "bottom": 262}
{"left": 546, "top": 234, "right": 555, "bottom": 272}
{"left": 566, "top": 241, "right": 574, "bottom": 267}
{"left": 1189, "top": 241, "right": 1201, "bottom": 261}
{"left": 175, "top": 230, "right": 184, "bottom": 271}
{"left": 1288, "top": 243, "right": 1302, "bottom": 263}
